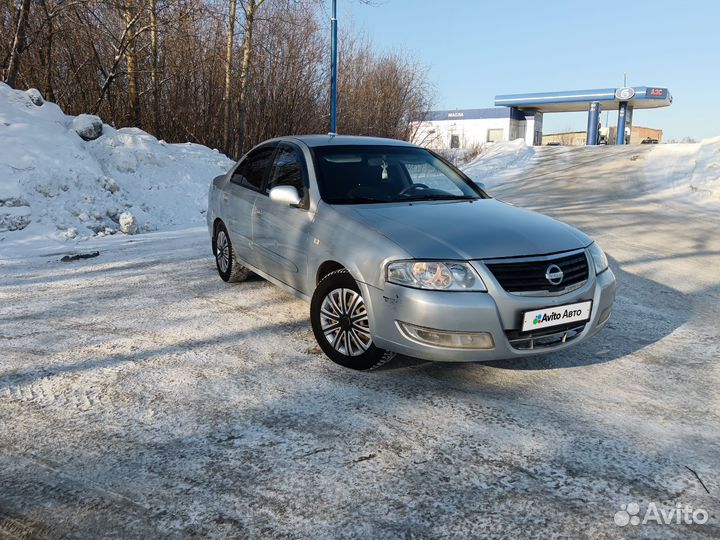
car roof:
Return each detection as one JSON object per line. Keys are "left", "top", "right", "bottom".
{"left": 281, "top": 135, "right": 417, "bottom": 148}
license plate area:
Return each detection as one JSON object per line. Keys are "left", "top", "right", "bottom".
{"left": 521, "top": 300, "right": 592, "bottom": 332}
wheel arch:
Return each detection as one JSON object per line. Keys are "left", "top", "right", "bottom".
{"left": 316, "top": 260, "right": 349, "bottom": 285}
{"left": 213, "top": 217, "right": 225, "bottom": 234}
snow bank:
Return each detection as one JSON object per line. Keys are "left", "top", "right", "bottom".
{"left": 0, "top": 83, "right": 233, "bottom": 248}
{"left": 463, "top": 139, "right": 534, "bottom": 181}
{"left": 462, "top": 137, "right": 720, "bottom": 207}
{"left": 680, "top": 136, "right": 720, "bottom": 200}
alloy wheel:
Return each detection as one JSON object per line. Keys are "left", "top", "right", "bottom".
{"left": 215, "top": 229, "right": 230, "bottom": 273}
{"left": 320, "top": 288, "right": 372, "bottom": 356}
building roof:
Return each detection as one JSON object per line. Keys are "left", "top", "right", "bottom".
{"left": 284, "top": 135, "right": 415, "bottom": 148}
{"left": 495, "top": 87, "right": 672, "bottom": 112}
{"left": 415, "top": 107, "right": 532, "bottom": 122}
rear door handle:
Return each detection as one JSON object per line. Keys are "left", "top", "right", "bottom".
{"left": 223, "top": 194, "right": 229, "bottom": 203}
{"left": 254, "top": 207, "right": 263, "bottom": 217}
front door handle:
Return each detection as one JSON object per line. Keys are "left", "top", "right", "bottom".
{"left": 223, "top": 194, "right": 229, "bottom": 203}
{"left": 254, "top": 207, "right": 263, "bottom": 217}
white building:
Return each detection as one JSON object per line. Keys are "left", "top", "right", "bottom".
{"left": 411, "top": 108, "right": 543, "bottom": 149}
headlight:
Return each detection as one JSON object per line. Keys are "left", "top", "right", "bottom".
{"left": 386, "top": 260, "right": 486, "bottom": 291}
{"left": 587, "top": 242, "right": 609, "bottom": 274}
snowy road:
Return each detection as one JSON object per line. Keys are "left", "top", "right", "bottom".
{"left": 1, "top": 146, "right": 719, "bottom": 539}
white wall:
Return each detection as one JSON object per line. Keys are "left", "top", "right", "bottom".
{"left": 526, "top": 112, "right": 543, "bottom": 146}
{"left": 524, "top": 116, "right": 535, "bottom": 145}
{"left": 412, "top": 118, "right": 513, "bottom": 149}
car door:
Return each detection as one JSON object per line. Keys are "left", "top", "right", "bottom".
{"left": 251, "top": 142, "right": 312, "bottom": 292}
{"left": 224, "top": 144, "right": 276, "bottom": 268}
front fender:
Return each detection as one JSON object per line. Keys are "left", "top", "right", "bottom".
{"left": 309, "top": 202, "right": 411, "bottom": 291}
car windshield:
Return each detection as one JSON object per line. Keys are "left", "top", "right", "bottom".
{"left": 312, "top": 145, "right": 483, "bottom": 204}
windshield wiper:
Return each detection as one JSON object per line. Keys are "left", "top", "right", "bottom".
{"left": 328, "top": 196, "right": 390, "bottom": 204}
{"left": 399, "top": 194, "right": 478, "bottom": 202}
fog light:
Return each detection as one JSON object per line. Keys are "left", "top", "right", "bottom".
{"left": 397, "top": 322, "right": 494, "bottom": 349}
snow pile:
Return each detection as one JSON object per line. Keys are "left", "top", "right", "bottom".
{"left": 682, "top": 136, "right": 720, "bottom": 200}
{"left": 0, "top": 82, "right": 233, "bottom": 247}
{"left": 463, "top": 139, "right": 534, "bottom": 181}
{"left": 463, "top": 137, "right": 720, "bottom": 207}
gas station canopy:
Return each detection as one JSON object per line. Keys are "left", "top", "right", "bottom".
{"left": 495, "top": 87, "right": 672, "bottom": 113}
{"left": 495, "top": 86, "right": 672, "bottom": 145}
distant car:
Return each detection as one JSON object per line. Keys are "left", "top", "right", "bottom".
{"left": 641, "top": 137, "right": 659, "bottom": 144}
{"left": 545, "top": 142, "right": 561, "bottom": 146}
{"left": 207, "top": 136, "right": 616, "bottom": 370}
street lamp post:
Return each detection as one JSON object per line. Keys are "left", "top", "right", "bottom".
{"left": 330, "top": 0, "right": 338, "bottom": 134}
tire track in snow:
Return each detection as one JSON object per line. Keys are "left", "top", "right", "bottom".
{"left": 0, "top": 454, "right": 189, "bottom": 540}
{"left": 0, "top": 377, "right": 108, "bottom": 411}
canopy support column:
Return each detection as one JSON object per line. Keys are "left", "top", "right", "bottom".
{"left": 617, "top": 101, "right": 629, "bottom": 144}
{"left": 586, "top": 102, "right": 601, "bottom": 145}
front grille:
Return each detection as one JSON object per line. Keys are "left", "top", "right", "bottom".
{"left": 506, "top": 323, "right": 586, "bottom": 350}
{"left": 485, "top": 251, "right": 589, "bottom": 294}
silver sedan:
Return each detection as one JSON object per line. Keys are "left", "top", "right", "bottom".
{"left": 207, "top": 135, "right": 616, "bottom": 370}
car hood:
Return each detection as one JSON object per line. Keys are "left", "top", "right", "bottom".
{"left": 337, "top": 199, "right": 592, "bottom": 260}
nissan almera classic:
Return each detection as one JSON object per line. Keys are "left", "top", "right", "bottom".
{"left": 207, "top": 135, "right": 616, "bottom": 370}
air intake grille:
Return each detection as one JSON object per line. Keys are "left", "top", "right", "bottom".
{"left": 485, "top": 251, "right": 589, "bottom": 294}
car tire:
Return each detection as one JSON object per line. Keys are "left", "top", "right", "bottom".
{"left": 310, "top": 269, "right": 396, "bottom": 370}
{"left": 213, "top": 222, "right": 250, "bottom": 283}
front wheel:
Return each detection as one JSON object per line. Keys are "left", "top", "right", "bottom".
{"left": 310, "top": 269, "right": 396, "bottom": 370}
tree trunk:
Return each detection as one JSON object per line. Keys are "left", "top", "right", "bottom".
{"left": 149, "top": 0, "right": 160, "bottom": 136}
{"left": 122, "top": 1, "right": 141, "bottom": 128}
{"left": 235, "top": 0, "right": 264, "bottom": 158}
{"left": 5, "top": 0, "right": 32, "bottom": 87}
{"left": 222, "top": 0, "right": 237, "bottom": 155}
{"left": 40, "top": 0, "right": 55, "bottom": 102}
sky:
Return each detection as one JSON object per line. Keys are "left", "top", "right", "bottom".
{"left": 341, "top": 0, "right": 720, "bottom": 141}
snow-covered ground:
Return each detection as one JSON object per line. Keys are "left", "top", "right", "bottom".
{"left": 0, "top": 83, "right": 232, "bottom": 256}
{"left": 1, "top": 92, "right": 719, "bottom": 538}
{"left": 2, "top": 186, "right": 718, "bottom": 539}
{"left": 465, "top": 137, "right": 720, "bottom": 208}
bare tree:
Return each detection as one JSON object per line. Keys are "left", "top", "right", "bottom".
{"left": 0, "top": 0, "right": 432, "bottom": 156}
{"left": 121, "top": 0, "right": 141, "bottom": 127}
{"left": 222, "top": 0, "right": 237, "bottom": 155}
{"left": 88, "top": 3, "right": 148, "bottom": 118}
{"left": 234, "top": 0, "right": 265, "bottom": 158}
{"left": 4, "top": 0, "right": 31, "bottom": 87}
{"left": 148, "top": 0, "right": 160, "bottom": 136}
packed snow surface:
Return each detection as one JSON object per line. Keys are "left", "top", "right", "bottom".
{"left": 0, "top": 82, "right": 232, "bottom": 251}
{"left": 2, "top": 170, "right": 719, "bottom": 539}
{"left": 1, "top": 93, "right": 720, "bottom": 537}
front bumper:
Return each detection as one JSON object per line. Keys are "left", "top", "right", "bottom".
{"left": 361, "top": 267, "right": 616, "bottom": 362}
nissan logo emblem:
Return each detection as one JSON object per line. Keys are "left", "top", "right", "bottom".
{"left": 545, "top": 264, "right": 564, "bottom": 285}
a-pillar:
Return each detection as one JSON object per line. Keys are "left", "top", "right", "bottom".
{"left": 586, "top": 102, "right": 601, "bottom": 145}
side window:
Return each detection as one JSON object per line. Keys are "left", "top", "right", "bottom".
{"left": 231, "top": 146, "right": 276, "bottom": 191}
{"left": 266, "top": 145, "right": 306, "bottom": 196}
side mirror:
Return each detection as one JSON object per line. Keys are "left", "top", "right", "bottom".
{"left": 475, "top": 181, "right": 487, "bottom": 191}
{"left": 269, "top": 185, "right": 302, "bottom": 206}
